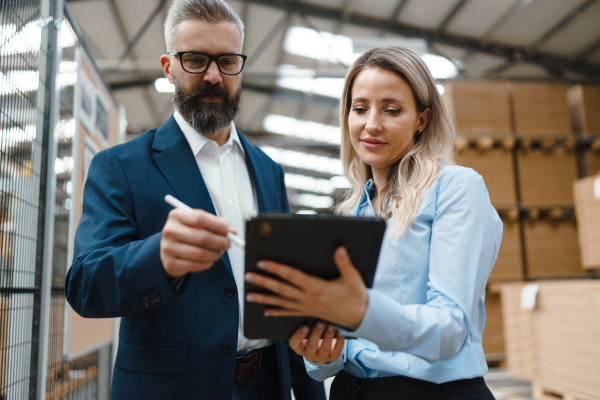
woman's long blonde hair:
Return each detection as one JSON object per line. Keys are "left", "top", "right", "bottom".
{"left": 335, "top": 46, "right": 457, "bottom": 237}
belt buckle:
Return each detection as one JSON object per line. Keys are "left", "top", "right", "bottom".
{"left": 234, "top": 350, "right": 260, "bottom": 383}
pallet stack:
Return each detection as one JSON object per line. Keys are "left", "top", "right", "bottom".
{"left": 444, "top": 81, "right": 598, "bottom": 365}
{"left": 493, "top": 83, "right": 599, "bottom": 400}
{"left": 569, "top": 84, "right": 600, "bottom": 175}
{"left": 499, "top": 281, "right": 600, "bottom": 400}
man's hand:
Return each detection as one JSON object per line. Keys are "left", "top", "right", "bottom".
{"left": 289, "top": 322, "right": 345, "bottom": 364}
{"left": 160, "top": 208, "right": 234, "bottom": 277}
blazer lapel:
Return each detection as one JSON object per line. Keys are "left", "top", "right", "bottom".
{"left": 151, "top": 115, "right": 233, "bottom": 277}
{"left": 238, "top": 131, "right": 277, "bottom": 213}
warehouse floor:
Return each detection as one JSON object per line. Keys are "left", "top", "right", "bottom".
{"left": 485, "top": 368, "right": 532, "bottom": 400}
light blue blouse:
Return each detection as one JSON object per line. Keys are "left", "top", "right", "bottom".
{"left": 306, "top": 165, "right": 503, "bottom": 384}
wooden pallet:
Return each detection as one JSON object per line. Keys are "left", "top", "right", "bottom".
{"left": 533, "top": 381, "right": 600, "bottom": 400}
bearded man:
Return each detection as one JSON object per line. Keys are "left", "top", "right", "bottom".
{"left": 65, "top": 1, "right": 326, "bottom": 399}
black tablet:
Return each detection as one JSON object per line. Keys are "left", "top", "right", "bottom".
{"left": 243, "top": 213, "right": 386, "bottom": 340}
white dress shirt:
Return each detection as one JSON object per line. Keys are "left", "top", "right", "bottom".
{"left": 174, "top": 111, "right": 272, "bottom": 352}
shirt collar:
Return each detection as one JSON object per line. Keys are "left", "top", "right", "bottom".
{"left": 358, "top": 179, "right": 375, "bottom": 210}
{"left": 173, "top": 110, "right": 244, "bottom": 157}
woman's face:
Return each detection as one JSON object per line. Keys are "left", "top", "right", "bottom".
{"left": 348, "top": 67, "right": 430, "bottom": 178}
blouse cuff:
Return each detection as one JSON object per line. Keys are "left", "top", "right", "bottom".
{"left": 338, "top": 289, "right": 405, "bottom": 346}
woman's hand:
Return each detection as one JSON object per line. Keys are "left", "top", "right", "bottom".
{"left": 289, "top": 322, "right": 345, "bottom": 364}
{"left": 244, "top": 247, "right": 368, "bottom": 330}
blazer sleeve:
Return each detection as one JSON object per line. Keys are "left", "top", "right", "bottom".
{"left": 277, "top": 164, "right": 290, "bottom": 213}
{"left": 65, "top": 150, "right": 179, "bottom": 318}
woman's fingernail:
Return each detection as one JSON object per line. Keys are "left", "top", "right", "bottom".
{"left": 327, "top": 324, "right": 335, "bottom": 332}
{"left": 264, "top": 311, "right": 272, "bottom": 316}
{"left": 246, "top": 295, "right": 256, "bottom": 302}
{"left": 316, "top": 322, "right": 325, "bottom": 329}
{"left": 301, "top": 326, "right": 309, "bottom": 333}
{"left": 257, "top": 261, "right": 267, "bottom": 269}
{"left": 245, "top": 274, "right": 254, "bottom": 282}
{"left": 339, "top": 248, "right": 347, "bottom": 258}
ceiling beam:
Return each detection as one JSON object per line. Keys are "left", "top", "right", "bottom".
{"left": 109, "top": 78, "right": 340, "bottom": 108}
{"left": 529, "top": 0, "right": 599, "bottom": 51}
{"left": 107, "top": 0, "right": 163, "bottom": 127}
{"left": 436, "top": 0, "right": 470, "bottom": 33}
{"left": 240, "top": 0, "right": 600, "bottom": 78}
{"left": 572, "top": 35, "right": 600, "bottom": 63}
{"left": 119, "top": 0, "right": 168, "bottom": 60}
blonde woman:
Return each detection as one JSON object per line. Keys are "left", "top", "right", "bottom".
{"left": 245, "top": 47, "right": 502, "bottom": 399}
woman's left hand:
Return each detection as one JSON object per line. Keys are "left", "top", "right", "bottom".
{"left": 245, "top": 247, "right": 368, "bottom": 331}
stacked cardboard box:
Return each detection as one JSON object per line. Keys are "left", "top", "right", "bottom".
{"left": 499, "top": 281, "right": 600, "bottom": 399}
{"left": 573, "top": 174, "right": 600, "bottom": 269}
{"left": 445, "top": 80, "right": 519, "bottom": 278}
{"left": 569, "top": 84, "right": 600, "bottom": 136}
{"left": 445, "top": 81, "right": 517, "bottom": 359}
{"left": 511, "top": 82, "right": 583, "bottom": 279}
{"left": 569, "top": 84, "right": 600, "bottom": 176}
{"left": 445, "top": 80, "right": 591, "bottom": 364}
{"left": 511, "top": 82, "right": 572, "bottom": 136}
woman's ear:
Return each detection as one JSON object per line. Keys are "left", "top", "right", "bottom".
{"left": 417, "top": 108, "right": 432, "bottom": 132}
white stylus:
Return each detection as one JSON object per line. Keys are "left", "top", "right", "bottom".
{"left": 164, "top": 194, "right": 246, "bottom": 248}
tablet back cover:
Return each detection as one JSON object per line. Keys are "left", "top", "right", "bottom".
{"left": 243, "top": 214, "right": 386, "bottom": 339}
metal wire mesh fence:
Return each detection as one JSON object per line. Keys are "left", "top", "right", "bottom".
{"left": 1, "top": 2, "right": 113, "bottom": 399}
{"left": 1, "top": 0, "right": 56, "bottom": 398}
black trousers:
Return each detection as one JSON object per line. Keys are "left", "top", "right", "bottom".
{"left": 330, "top": 370, "right": 496, "bottom": 400}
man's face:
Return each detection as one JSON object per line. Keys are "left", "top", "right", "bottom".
{"left": 161, "top": 19, "right": 243, "bottom": 136}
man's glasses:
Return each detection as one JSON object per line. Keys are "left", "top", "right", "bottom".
{"left": 167, "top": 51, "right": 247, "bottom": 75}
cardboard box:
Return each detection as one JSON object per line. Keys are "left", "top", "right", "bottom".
{"left": 573, "top": 175, "right": 600, "bottom": 269}
{"left": 445, "top": 80, "right": 511, "bottom": 135}
{"left": 568, "top": 84, "right": 600, "bottom": 136}
{"left": 482, "top": 291, "right": 505, "bottom": 358}
{"left": 489, "top": 218, "right": 524, "bottom": 281}
{"left": 523, "top": 218, "right": 583, "bottom": 278}
{"left": 517, "top": 150, "right": 578, "bottom": 205}
{"left": 500, "top": 281, "right": 600, "bottom": 399}
{"left": 458, "top": 148, "right": 517, "bottom": 205}
{"left": 583, "top": 152, "right": 600, "bottom": 177}
{"left": 511, "top": 82, "right": 571, "bottom": 136}
{"left": 499, "top": 282, "right": 537, "bottom": 381}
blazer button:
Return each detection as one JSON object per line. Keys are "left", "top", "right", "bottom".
{"left": 221, "top": 342, "right": 233, "bottom": 354}
{"left": 225, "top": 286, "right": 235, "bottom": 297}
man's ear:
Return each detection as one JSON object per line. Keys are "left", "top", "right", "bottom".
{"left": 160, "top": 54, "right": 174, "bottom": 84}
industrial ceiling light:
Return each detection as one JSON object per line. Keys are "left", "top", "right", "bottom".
{"left": 276, "top": 76, "right": 345, "bottom": 99}
{"left": 292, "top": 193, "right": 334, "bottom": 209}
{"left": 421, "top": 54, "right": 459, "bottom": 80}
{"left": 283, "top": 25, "right": 458, "bottom": 80}
{"left": 285, "top": 173, "right": 335, "bottom": 195}
{"left": 262, "top": 114, "right": 341, "bottom": 145}
{"left": 1, "top": 21, "right": 77, "bottom": 56}
{"left": 261, "top": 146, "right": 343, "bottom": 175}
{"left": 154, "top": 78, "right": 175, "bottom": 93}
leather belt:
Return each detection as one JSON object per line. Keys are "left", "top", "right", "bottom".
{"left": 234, "top": 350, "right": 261, "bottom": 382}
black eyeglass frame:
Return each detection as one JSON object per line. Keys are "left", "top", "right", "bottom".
{"left": 167, "top": 50, "right": 248, "bottom": 75}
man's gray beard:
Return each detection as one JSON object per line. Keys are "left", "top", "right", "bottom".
{"left": 172, "top": 78, "right": 242, "bottom": 137}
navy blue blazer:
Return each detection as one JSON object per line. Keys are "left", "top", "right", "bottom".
{"left": 65, "top": 115, "right": 292, "bottom": 400}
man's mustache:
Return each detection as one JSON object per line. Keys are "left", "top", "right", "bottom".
{"left": 191, "top": 83, "right": 231, "bottom": 99}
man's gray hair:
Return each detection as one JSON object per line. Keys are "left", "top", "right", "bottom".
{"left": 164, "top": 0, "right": 245, "bottom": 49}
